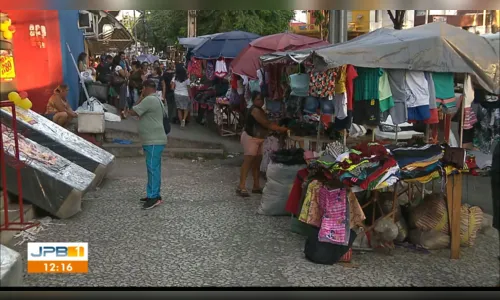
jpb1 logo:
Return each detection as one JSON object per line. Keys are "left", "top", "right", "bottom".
{"left": 27, "top": 242, "right": 88, "bottom": 274}
{"left": 30, "top": 245, "right": 85, "bottom": 258}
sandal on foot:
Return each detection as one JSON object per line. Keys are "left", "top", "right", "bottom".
{"left": 252, "top": 188, "right": 263, "bottom": 194}
{"left": 236, "top": 188, "right": 250, "bottom": 197}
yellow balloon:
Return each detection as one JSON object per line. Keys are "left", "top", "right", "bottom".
{"left": 7, "top": 92, "right": 20, "bottom": 102}
{"left": 17, "top": 98, "right": 32, "bottom": 110}
{"left": 0, "top": 20, "right": 11, "bottom": 32}
{"left": 3, "top": 31, "right": 13, "bottom": 40}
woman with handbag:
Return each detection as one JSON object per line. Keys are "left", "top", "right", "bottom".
{"left": 111, "top": 55, "right": 129, "bottom": 119}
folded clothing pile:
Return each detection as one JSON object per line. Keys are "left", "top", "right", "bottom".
{"left": 389, "top": 143, "right": 444, "bottom": 182}
{"left": 331, "top": 142, "right": 399, "bottom": 191}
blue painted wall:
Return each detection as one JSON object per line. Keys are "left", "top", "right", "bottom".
{"left": 58, "top": 10, "right": 84, "bottom": 109}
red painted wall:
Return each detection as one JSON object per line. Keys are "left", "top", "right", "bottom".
{"left": 3, "top": 10, "right": 63, "bottom": 114}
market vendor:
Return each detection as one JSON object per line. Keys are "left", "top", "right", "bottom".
{"left": 45, "top": 84, "right": 78, "bottom": 128}
{"left": 237, "top": 91, "right": 289, "bottom": 197}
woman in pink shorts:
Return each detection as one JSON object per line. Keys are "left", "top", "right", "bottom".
{"left": 237, "top": 92, "right": 288, "bottom": 197}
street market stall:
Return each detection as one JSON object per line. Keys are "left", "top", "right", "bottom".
{"left": 256, "top": 22, "right": 499, "bottom": 263}
{"left": 182, "top": 31, "right": 261, "bottom": 135}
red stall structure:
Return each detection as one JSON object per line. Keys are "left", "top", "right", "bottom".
{"left": 0, "top": 101, "right": 39, "bottom": 233}
{"left": 0, "top": 10, "right": 63, "bottom": 114}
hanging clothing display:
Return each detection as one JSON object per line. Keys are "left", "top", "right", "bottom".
{"left": 345, "top": 65, "right": 358, "bottom": 112}
{"left": 299, "top": 180, "right": 322, "bottom": 227}
{"left": 335, "top": 65, "right": 347, "bottom": 94}
{"left": 206, "top": 60, "right": 215, "bottom": 80}
{"left": 215, "top": 58, "right": 228, "bottom": 78}
{"left": 334, "top": 92, "right": 348, "bottom": 120}
{"left": 318, "top": 187, "right": 350, "bottom": 245}
{"left": 289, "top": 73, "right": 310, "bottom": 97}
{"left": 309, "top": 68, "right": 336, "bottom": 99}
{"left": 353, "top": 67, "right": 382, "bottom": 101}
{"left": 386, "top": 69, "right": 409, "bottom": 125}
{"left": 187, "top": 57, "right": 203, "bottom": 78}
{"left": 268, "top": 64, "right": 284, "bottom": 100}
{"left": 424, "top": 72, "right": 439, "bottom": 124}
{"left": 378, "top": 69, "right": 394, "bottom": 113}
{"left": 406, "top": 71, "right": 431, "bottom": 122}
{"left": 432, "top": 72, "right": 456, "bottom": 99}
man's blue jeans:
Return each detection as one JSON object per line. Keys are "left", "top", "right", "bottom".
{"left": 143, "top": 144, "right": 165, "bottom": 199}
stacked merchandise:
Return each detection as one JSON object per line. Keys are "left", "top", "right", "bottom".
{"left": 388, "top": 142, "right": 444, "bottom": 183}
{"left": 329, "top": 142, "right": 400, "bottom": 192}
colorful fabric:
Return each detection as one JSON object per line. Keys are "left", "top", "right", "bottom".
{"left": 214, "top": 58, "right": 228, "bottom": 78}
{"left": 285, "top": 168, "right": 310, "bottom": 215}
{"left": 309, "top": 68, "right": 336, "bottom": 98}
{"left": 348, "top": 191, "right": 366, "bottom": 228}
{"left": 353, "top": 67, "right": 382, "bottom": 101}
{"left": 463, "top": 107, "right": 478, "bottom": 130}
{"left": 318, "top": 187, "right": 349, "bottom": 245}
{"left": 345, "top": 65, "right": 358, "bottom": 111}
{"left": 188, "top": 57, "right": 203, "bottom": 78}
{"left": 299, "top": 180, "right": 322, "bottom": 226}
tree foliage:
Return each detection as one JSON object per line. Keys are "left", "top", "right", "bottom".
{"left": 387, "top": 10, "right": 407, "bottom": 30}
{"left": 135, "top": 10, "right": 295, "bottom": 51}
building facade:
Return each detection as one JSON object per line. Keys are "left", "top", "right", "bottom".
{"left": 289, "top": 10, "right": 415, "bottom": 41}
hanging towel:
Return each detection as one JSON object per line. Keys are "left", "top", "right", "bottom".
{"left": 215, "top": 58, "right": 228, "bottom": 78}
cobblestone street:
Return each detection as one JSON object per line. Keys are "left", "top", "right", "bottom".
{"left": 11, "top": 158, "right": 500, "bottom": 287}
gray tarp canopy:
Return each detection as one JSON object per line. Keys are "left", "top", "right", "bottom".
{"left": 261, "top": 22, "right": 500, "bottom": 94}
{"left": 178, "top": 33, "right": 222, "bottom": 49}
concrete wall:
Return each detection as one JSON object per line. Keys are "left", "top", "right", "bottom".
{"left": 58, "top": 10, "right": 84, "bottom": 110}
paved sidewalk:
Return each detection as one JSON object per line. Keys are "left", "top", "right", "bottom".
{"left": 10, "top": 158, "right": 500, "bottom": 287}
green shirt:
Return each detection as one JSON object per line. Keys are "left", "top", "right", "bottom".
{"left": 432, "top": 72, "right": 455, "bottom": 99}
{"left": 354, "top": 67, "right": 382, "bottom": 101}
{"left": 133, "top": 95, "right": 168, "bottom": 146}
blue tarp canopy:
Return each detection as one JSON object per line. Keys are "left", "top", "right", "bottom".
{"left": 192, "top": 31, "right": 260, "bottom": 59}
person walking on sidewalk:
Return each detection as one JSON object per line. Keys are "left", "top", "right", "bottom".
{"left": 171, "top": 64, "right": 191, "bottom": 128}
{"left": 127, "top": 79, "right": 168, "bottom": 209}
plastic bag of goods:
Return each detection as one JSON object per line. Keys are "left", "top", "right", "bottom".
{"left": 371, "top": 218, "right": 399, "bottom": 248}
{"left": 379, "top": 192, "right": 408, "bottom": 242}
{"left": 409, "top": 193, "right": 484, "bottom": 247}
{"left": 258, "top": 162, "right": 306, "bottom": 216}
{"left": 460, "top": 204, "right": 484, "bottom": 247}
{"left": 409, "top": 229, "right": 450, "bottom": 250}
{"left": 408, "top": 193, "right": 449, "bottom": 234}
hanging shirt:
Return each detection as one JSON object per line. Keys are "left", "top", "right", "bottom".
{"left": 206, "top": 60, "right": 215, "bottom": 80}
{"left": 378, "top": 69, "right": 394, "bottom": 112}
{"left": 214, "top": 58, "right": 228, "bottom": 78}
{"left": 353, "top": 67, "right": 382, "bottom": 101}
{"left": 187, "top": 57, "right": 203, "bottom": 78}
{"left": 432, "top": 72, "right": 455, "bottom": 99}
{"left": 345, "top": 65, "right": 358, "bottom": 111}
{"left": 289, "top": 73, "right": 310, "bottom": 97}
{"left": 463, "top": 74, "right": 475, "bottom": 108}
{"left": 309, "top": 68, "right": 336, "bottom": 99}
{"left": 406, "top": 71, "right": 430, "bottom": 108}
{"left": 335, "top": 65, "right": 347, "bottom": 94}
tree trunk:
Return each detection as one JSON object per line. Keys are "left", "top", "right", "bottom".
{"left": 387, "top": 10, "right": 406, "bottom": 30}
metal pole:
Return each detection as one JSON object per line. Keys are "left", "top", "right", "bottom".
{"left": 339, "top": 10, "right": 348, "bottom": 43}
{"left": 328, "top": 10, "right": 336, "bottom": 44}
{"left": 425, "top": 10, "right": 429, "bottom": 24}
{"left": 483, "top": 10, "right": 487, "bottom": 33}
{"left": 134, "top": 10, "right": 138, "bottom": 54}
